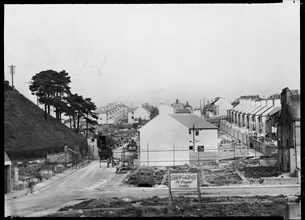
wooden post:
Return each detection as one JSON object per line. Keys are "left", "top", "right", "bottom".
{"left": 168, "top": 169, "right": 173, "bottom": 209}
{"left": 173, "top": 145, "right": 175, "bottom": 166}
{"left": 64, "top": 146, "right": 68, "bottom": 168}
{"left": 147, "top": 143, "right": 149, "bottom": 166}
{"left": 197, "top": 170, "right": 203, "bottom": 209}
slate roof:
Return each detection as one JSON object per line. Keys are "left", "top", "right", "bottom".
{"left": 231, "top": 103, "right": 245, "bottom": 112}
{"left": 247, "top": 105, "right": 262, "bottom": 115}
{"left": 170, "top": 113, "right": 218, "bottom": 129}
{"left": 260, "top": 106, "right": 278, "bottom": 117}
{"left": 268, "top": 106, "right": 281, "bottom": 116}
{"left": 250, "top": 105, "right": 267, "bottom": 116}
{"left": 176, "top": 109, "right": 191, "bottom": 113}
{"left": 96, "top": 103, "right": 128, "bottom": 114}
{"left": 254, "top": 105, "right": 270, "bottom": 116}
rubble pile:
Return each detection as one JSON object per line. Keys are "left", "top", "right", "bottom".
{"left": 154, "top": 168, "right": 167, "bottom": 185}
{"left": 123, "top": 156, "right": 281, "bottom": 187}
{"left": 240, "top": 166, "right": 282, "bottom": 179}
{"left": 51, "top": 195, "right": 288, "bottom": 217}
{"left": 202, "top": 169, "right": 243, "bottom": 186}
{"left": 97, "top": 124, "right": 138, "bottom": 147}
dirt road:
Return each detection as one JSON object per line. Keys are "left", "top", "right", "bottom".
{"left": 5, "top": 159, "right": 300, "bottom": 217}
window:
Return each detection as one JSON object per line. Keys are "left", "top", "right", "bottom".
{"left": 189, "top": 146, "right": 193, "bottom": 150}
{"left": 189, "top": 130, "right": 191, "bottom": 135}
{"left": 198, "top": 146, "right": 204, "bottom": 152}
{"left": 196, "top": 130, "right": 199, "bottom": 136}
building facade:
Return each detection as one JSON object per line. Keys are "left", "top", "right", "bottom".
{"left": 133, "top": 105, "right": 151, "bottom": 121}
{"left": 96, "top": 103, "right": 129, "bottom": 125}
{"left": 157, "top": 103, "right": 175, "bottom": 115}
{"left": 139, "top": 113, "right": 218, "bottom": 166}
{"left": 5, "top": 151, "right": 12, "bottom": 194}
{"left": 205, "top": 97, "right": 232, "bottom": 118}
{"left": 171, "top": 99, "right": 185, "bottom": 113}
{"left": 221, "top": 96, "right": 281, "bottom": 146}
{"left": 277, "top": 88, "right": 300, "bottom": 173}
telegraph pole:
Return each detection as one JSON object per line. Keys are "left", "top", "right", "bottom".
{"left": 8, "top": 65, "right": 16, "bottom": 91}
{"left": 192, "top": 124, "right": 196, "bottom": 152}
{"left": 200, "top": 99, "right": 202, "bottom": 118}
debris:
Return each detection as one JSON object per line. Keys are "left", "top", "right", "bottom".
{"left": 287, "top": 196, "right": 298, "bottom": 202}
{"left": 122, "top": 197, "right": 132, "bottom": 202}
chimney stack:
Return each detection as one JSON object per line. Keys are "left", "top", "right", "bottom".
{"left": 281, "top": 87, "right": 291, "bottom": 105}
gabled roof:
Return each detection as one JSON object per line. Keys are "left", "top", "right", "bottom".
{"left": 170, "top": 113, "right": 218, "bottom": 129}
{"left": 260, "top": 106, "right": 278, "bottom": 117}
{"left": 250, "top": 105, "right": 266, "bottom": 116}
{"left": 247, "top": 105, "right": 262, "bottom": 115}
{"left": 96, "top": 103, "right": 128, "bottom": 114}
{"left": 268, "top": 106, "right": 281, "bottom": 116}
{"left": 236, "top": 105, "right": 249, "bottom": 114}
{"left": 135, "top": 105, "right": 150, "bottom": 113}
{"left": 240, "top": 106, "right": 253, "bottom": 115}
{"left": 208, "top": 97, "right": 220, "bottom": 106}
{"left": 230, "top": 104, "right": 241, "bottom": 112}
{"left": 253, "top": 105, "right": 269, "bottom": 116}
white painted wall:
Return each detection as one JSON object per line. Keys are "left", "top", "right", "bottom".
{"left": 134, "top": 106, "right": 150, "bottom": 120}
{"left": 158, "top": 104, "right": 174, "bottom": 115}
{"left": 128, "top": 112, "right": 134, "bottom": 124}
{"left": 192, "top": 109, "right": 202, "bottom": 118}
{"left": 266, "top": 99, "right": 274, "bottom": 107}
{"left": 139, "top": 114, "right": 189, "bottom": 166}
{"left": 274, "top": 99, "right": 281, "bottom": 107}
{"left": 87, "top": 138, "right": 99, "bottom": 159}
{"left": 190, "top": 129, "right": 218, "bottom": 152}
{"left": 98, "top": 113, "right": 107, "bottom": 124}
{"left": 214, "top": 98, "right": 233, "bottom": 116}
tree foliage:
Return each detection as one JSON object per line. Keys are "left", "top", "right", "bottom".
{"left": 29, "top": 70, "right": 71, "bottom": 120}
{"left": 150, "top": 106, "right": 159, "bottom": 120}
{"left": 29, "top": 70, "right": 98, "bottom": 137}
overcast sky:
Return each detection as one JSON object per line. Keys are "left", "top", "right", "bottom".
{"left": 4, "top": 3, "right": 300, "bottom": 109}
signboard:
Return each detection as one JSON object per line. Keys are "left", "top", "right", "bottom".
{"left": 170, "top": 173, "right": 198, "bottom": 191}
{"left": 168, "top": 169, "right": 202, "bottom": 209}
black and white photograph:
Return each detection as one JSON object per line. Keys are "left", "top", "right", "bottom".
{"left": 4, "top": 2, "right": 300, "bottom": 218}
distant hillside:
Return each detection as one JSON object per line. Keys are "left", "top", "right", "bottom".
{"left": 4, "top": 88, "right": 88, "bottom": 160}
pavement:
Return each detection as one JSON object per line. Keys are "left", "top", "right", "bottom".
{"left": 5, "top": 159, "right": 93, "bottom": 201}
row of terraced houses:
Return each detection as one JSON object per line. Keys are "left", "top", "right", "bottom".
{"left": 219, "top": 87, "right": 300, "bottom": 174}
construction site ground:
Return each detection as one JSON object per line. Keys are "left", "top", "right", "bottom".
{"left": 123, "top": 130, "right": 285, "bottom": 187}
{"left": 46, "top": 195, "right": 289, "bottom": 217}
{"left": 6, "top": 130, "right": 300, "bottom": 218}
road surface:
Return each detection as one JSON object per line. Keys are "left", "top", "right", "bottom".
{"left": 5, "top": 159, "right": 301, "bottom": 217}
{"left": 5, "top": 160, "right": 116, "bottom": 217}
